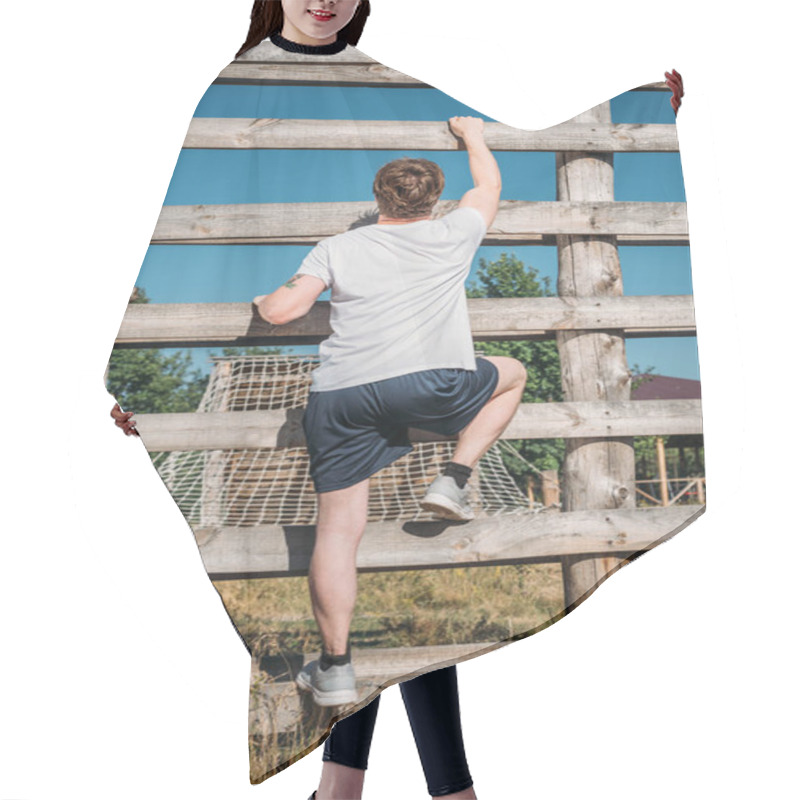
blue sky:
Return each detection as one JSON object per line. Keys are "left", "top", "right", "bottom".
{"left": 133, "top": 82, "right": 699, "bottom": 381}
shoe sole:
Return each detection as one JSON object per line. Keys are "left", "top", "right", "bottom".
{"left": 420, "top": 492, "right": 475, "bottom": 521}
{"left": 295, "top": 671, "right": 358, "bottom": 707}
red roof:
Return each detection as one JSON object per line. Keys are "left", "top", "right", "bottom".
{"left": 632, "top": 374, "right": 701, "bottom": 400}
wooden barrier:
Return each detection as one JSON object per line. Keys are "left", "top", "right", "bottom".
{"left": 133, "top": 399, "right": 701, "bottom": 452}
{"left": 110, "top": 53, "right": 704, "bottom": 740}
{"left": 150, "top": 199, "right": 688, "bottom": 245}
{"left": 195, "top": 505, "right": 702, "bottom": 580}
{"left": 114, "top": 295, "right": 696, "bottom": 348}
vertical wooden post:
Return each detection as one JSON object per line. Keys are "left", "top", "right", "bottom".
{"left": 541, "top": 469, "right": 561, "bottom": 508}
{"left": 554, "top": 100, "right": 635, "bottom": 609}
{"left": 201, "top": 360, "right": 232, "bottom": 526}
{"left": 526, "top": 474, "right": 536, "bottom": 508}
{"left": 696, "top": 477, "right": 705, "bottom": 505}
{"left": 468, "top": 470, "right": 483, "bottom": 516}
{"left": 655, "top": 435, "right": 669, "bottom": 506}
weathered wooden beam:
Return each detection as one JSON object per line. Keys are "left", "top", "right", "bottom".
{"left": 131, "top": 398, "right": 703, "bottom": 452}
{"left": 195, "top": 505, "right": 704, "bottom": 579}
{"left": 184, "top": 118, "right": 678, "bottom": 153}
{"left": 112, "top": 295, "right": 697, "bottom": 348}
{"left": 552, "top": 101, "right": 636, "bottom": 606}
{"left": 152, "top": 200, "right": 687, "bottom": 245}
{"left": 218, "top": 58, "right": 671, "bottom": 93}
{"left": 217, "top": 60, "right": 430, "bottom": 88}
{"left": 253, "top": 642, "right": 504, "bottom": 686}
{"left": 251, "top": 641, "right": 519, "bottom": 736}
{"left": 233, "top": 47, "right": 382, "bottom": 65}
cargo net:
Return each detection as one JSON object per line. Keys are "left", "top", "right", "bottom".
{"left": 150, "top": 354, "right": 542, "bottom": 526}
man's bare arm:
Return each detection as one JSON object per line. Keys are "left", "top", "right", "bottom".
{"left": 448, "top": 116, "right": 501, "bottom": 228}
{"left": 253, "top": 273, "right": 326, "bottom": 325}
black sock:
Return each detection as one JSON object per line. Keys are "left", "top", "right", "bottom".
{"left": 443, "top": 460, "right": 472, "bottom": 489}
{"left": 320, "top": 642, "right": 351, "bottom": 670}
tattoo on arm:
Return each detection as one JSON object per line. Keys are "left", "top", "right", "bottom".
{"left": 284, "top": 274, "right": 302, "bottom": 289}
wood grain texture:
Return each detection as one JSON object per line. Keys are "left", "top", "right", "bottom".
{"left": 194, "top": 505, "right": 704, "bottom": 579}
{"left": 132, "top": 398, "right": 702, "bottom": 452}
{"left": 112, "top": 295, "right": 697, "bottom": 348}
{"left": 150, "top": 200, "right": 688, "bottom": 244}
{"left": 184, "top": 118, "right": 679, "bottom": 152}
{"left": 219, "top": 57, "right": 672, "bottom": 94}
{"left": 553, "top": 101, "right": 636, "bottom": 605}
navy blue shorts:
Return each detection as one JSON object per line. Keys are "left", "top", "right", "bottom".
{"left": 301, "top": 357, "right": 500, "bottom": 493}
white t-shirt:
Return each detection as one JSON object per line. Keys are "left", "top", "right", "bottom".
{"left": 295, "top": 206, "right": 487, "bottom": 391}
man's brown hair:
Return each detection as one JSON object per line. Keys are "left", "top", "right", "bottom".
{"left": 372, "top": 157, "right": 445, "bottom": 219}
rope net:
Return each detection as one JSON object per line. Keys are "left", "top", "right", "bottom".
{"left": 150, "top": 354, "right": 541, "bottom": 526}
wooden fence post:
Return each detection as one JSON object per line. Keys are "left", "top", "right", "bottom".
{"left": 696, "top": 476, "right": 705, "bottom": 505}
{"left": 526, "top": 474, "right": 536, "bottom": 507}
{"left": 200, "top": 359, "right": 232, "bottom": 526}
{"left": 541, "top": 469, "right": 561, "bottom": 508}
{"left": 554, "top": 100, "right": 636, "bottom": 609}
{"left": 656, "top": 435, "right": 669, "bottom": 506}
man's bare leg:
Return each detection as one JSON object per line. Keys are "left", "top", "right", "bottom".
{"left": 309, "top": 477, "right": 371, "bottom": 656}
{"left": 451, "top": 356, "right": 526, "bottom": 468}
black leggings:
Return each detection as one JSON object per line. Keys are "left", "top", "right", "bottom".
{"left": 323, "top": 665, "right": 473, "bottom": 797}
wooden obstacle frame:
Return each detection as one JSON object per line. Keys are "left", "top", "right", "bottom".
{"left": 112, "top": 49, "right": 705, "bottom": 697}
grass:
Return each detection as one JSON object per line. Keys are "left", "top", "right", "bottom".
{"left": 214, "top": 562, "right": 565, "bottom": 657}
{"left": 215, "top": 562, "right": 565, "bottom": 782}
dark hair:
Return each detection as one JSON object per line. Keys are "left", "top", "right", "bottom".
{"left": 236, "top": 0, "right": 371, "bottom": 59}
{"left": 372, "top": 158, "right": 445, "bottom": 218}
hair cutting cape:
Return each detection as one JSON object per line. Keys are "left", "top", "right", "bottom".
{"left": 104, "top": 34, "right": 704, "bottom": 784}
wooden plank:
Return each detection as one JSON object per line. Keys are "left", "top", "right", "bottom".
{"left": 234, "top": 46, "right": 382, "bottom": 64}
{"left": 194, "top": 505, "right": 705, "bottom": 579}
{"left": 217, "top": 60, "right": 431, "bottom": 88}
{"left": 251, "top": 641, "right": 519, "bottom": 736}
{"left": 184, "top": 118, "right": 678, "bottom": 153}
{"left": 256, "top": 642, "right": 502, "bottom": 683}
{"left": 112, "top": 295, "right": 697, "bottom": 348}
{"left": 151, "top": 200, "right": 687, "bottom": 244}
{"left": 218, "top": 59, "right": 672, "bottom": 92}
{"left": 131, "top": 399, "right": 703, "bottom": 452}
{"left": 613, "top": 234, "right": 687, "bottom": 246}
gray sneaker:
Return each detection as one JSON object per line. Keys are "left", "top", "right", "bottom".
{"left": 420, "top": 474, "right": 476, "bottom": 521}
{"left": 296, "top": 659, "right": 357, "bottom": 707}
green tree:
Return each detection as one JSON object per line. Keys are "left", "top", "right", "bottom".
{"left": 466, "top": 253, "right": 564, "bottom": 483}
{"left": 106, "top": 348, "right": 209, "bottom": 414}
{"left": 466, "top": 255, "right": 658, "bottom": 492}
{"left": 105, "top": 286, "right": 284, "bottom": 414}
{"left": 106, "top": 285, "right": 209, "bottom": 413}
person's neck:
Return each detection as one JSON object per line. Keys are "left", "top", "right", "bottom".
{"left": 377, "top": 214, "right": 432, "bottom": 225}
{"left": 270, "top": 28, "right": 348, "bottom": 55}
